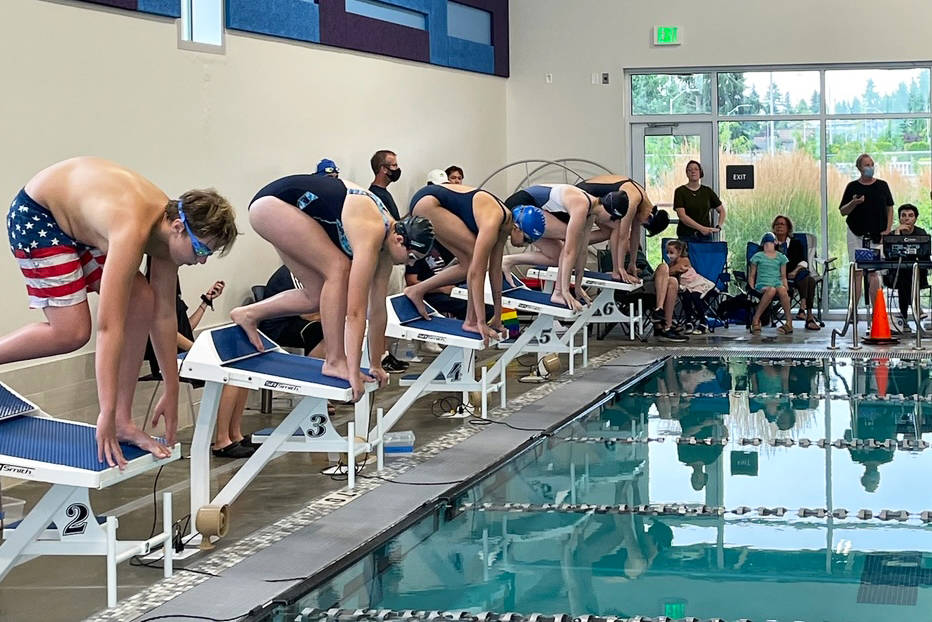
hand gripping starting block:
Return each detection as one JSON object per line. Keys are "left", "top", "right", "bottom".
{"left": 452, "top": 277, "right": 582, "bottom": 405}
{"left": 382, "top": 295, "right": 502, "bottom": 433}
{"left": 527, "top": 267, "right": 644, "bottom": 342}
{"left": 0, "top": 383, "right": 179, "bottom": 607}
{"left": 179, "top": 325, "right": 378, "bottom": 547}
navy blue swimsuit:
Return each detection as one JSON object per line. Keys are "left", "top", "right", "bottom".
{"left": 410, "top": 185, "right": 506, "bottom": 235}
{"left": 252, "top": 175, "right": 389, "bottom": 257}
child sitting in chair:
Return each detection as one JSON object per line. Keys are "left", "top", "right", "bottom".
{"left": 652, "top": 240, "right": 715, "bottom": 341}
{"left": 749, "top": 232, "right": 793, "bottom": 335}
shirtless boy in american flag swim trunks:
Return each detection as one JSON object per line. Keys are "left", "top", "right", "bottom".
{"left": 1, "top": 157, "right": 239, "bottom": 468}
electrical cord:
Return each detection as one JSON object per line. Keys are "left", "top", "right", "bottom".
{"left": 135, "top": 613, "right": 249, "bottom": 622}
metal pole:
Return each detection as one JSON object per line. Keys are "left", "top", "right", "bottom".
{"left": 830, "top": 262, "right": 859, "bottom": 350}
{"left": 912, "top": 260, "right": 924, "bottom": 350}
{"left": 850, "top": 263, "right": 861, "bottom": 350}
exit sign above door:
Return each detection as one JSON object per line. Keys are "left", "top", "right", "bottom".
{"left": 653, "top": 26, "right": 681, "bottom": 46}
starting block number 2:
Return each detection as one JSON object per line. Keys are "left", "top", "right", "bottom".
{"left": 63, "top": 503, "right": 90, "bottom": 536}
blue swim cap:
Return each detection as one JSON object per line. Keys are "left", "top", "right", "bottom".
{"left": 316, "top": 158, "right": 339, "bottom": 175}
{"left": 511, "top": 205, "right": 546, "bottom": 242}
{"left": 761, "top": 232, "right": 777, "bottom": 246}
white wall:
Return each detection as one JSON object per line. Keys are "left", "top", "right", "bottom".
{"left": 506, "top": 0, "right": 932, "bottom": 176}
{"left": 0, "top": 0, "right": 506, "bottom": 382}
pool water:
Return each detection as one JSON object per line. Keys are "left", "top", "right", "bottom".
{"left": 261, "top": 357, "right": 932, "bottom": 622}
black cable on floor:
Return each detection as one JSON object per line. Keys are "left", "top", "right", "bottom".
{"left": 134, "top": 613, "right": 249, "bottom": 622}
{"left": 468, "top": 417, "right": 552, "bottom": 435}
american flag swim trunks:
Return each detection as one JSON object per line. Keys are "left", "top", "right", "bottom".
{"left": 7, "top": 189, "right": 106, "bottom": 309}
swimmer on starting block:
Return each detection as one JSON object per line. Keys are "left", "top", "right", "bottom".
{"left": 231, "top": 174, "right": 435, "bottom": 401}
{"left": 576, "top": 175, "right": 662, "bottom": 284}
{"left": 0, "top": 157, "right": 238, "bottom": 467}
{"left": 404, "top": 184, "right": 522, "bottom": 345}
{"left": 502, "top": 184, "right": 628, "bottom": 312}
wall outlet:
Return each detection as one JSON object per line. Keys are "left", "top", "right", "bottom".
{"left": 601, "top": 72, "right": 610, "bottom": 85}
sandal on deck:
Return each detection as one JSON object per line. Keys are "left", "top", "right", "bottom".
{"left": 795, "top": 311, "right": 807, "bottom": 321}
{"left": 805, "top": 319, "right": 821, "bottom": 331}
{"left": 777, "top": 324, "right": 794, "bottom": 335}
{"left": 750, "top": 322, "right": 761, "bottom": 334}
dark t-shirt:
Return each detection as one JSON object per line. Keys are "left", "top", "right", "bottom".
{"left": 840, "top": 179, "right": 894, "bottom": 238}
{"left": 405, "top": 243, "right": 455, "bottom": 282}
{"left": 257, "top": 266, "right": 300, "bottom": 341}
{"left": 368, "top": 184, "right": 400, "bottom": 220}
{"left": 674, "top": 184, "right": 721, "bottom": 238}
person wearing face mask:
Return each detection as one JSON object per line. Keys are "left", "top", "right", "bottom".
{"left": 369, "top": 149, "right": 402, "bottom": 220}
{"left": 839, "top": 153, "right": 894, "bottom": 314}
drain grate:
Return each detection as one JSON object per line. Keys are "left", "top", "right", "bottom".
{"left": 858, "top": 552, "right": 922, "bottom": 605}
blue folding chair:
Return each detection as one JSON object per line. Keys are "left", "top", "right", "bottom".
{"left": 734, "top": 241, "right": 785, "bottom": 328}
{"left": 660, "top": 239, "right": 731, "bottom": 331}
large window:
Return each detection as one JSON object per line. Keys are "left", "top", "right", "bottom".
{"left": 181, "top": 0, "right": 223, "bottom": 47}
{"left": 629, "top": 64, "right": 932, "bottom": 313}
{"left": 632, "top": 73, "right": 712, "bottom": 115}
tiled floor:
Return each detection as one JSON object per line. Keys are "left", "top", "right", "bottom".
{"left": 0, "top": 317, "right": 920, "bottom": 621}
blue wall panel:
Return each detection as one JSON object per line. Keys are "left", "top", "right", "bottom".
{"left": 226, "top": 0, "right": 320, "bottom": 44}
{"left": 138, "top": 0, "right": 181, "bottom": 18}
{"left": 427, "top": 0, "right": 449, "bottom": 67}
{"left": 445, "top": 37, "right": 493, "bottom": 74}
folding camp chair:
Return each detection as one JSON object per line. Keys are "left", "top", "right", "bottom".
{"left": 660, "top": 239, "right": 731, "bottom": 332}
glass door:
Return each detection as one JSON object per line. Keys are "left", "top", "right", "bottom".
{"left": 632, "top": 122, "right": 715, "bottom": 266}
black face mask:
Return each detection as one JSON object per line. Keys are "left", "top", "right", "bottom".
{"left": 386, "top": 167, "right": 402, "bottom": 182}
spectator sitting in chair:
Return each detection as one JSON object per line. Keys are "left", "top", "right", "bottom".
{"left": 649, "top": 240, "right": 693, "bottom": 343}
{"left": 749, "top": 233, "right": 793, "bottom": 335}
{"left": 884, "top": 203, "right": 928, "bottom": 329}
{"left": 145, "top": 275, "right": 255, "bottom": 459}
{"left": 771, "top": 214, "right": 820, "bottom": 331}
{"left": 257, "top": 265, "right": 326, "bottom": 358}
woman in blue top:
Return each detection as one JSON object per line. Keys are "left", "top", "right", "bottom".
{"left": 232, "top": 174, "right": 435, "bottom": 401}
{"left": 748, "top": 232, "right": 793, "bottom": 335}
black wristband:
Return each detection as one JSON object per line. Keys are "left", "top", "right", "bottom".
{"left": 200, "top": 294, "right": 213, "bottom": 310}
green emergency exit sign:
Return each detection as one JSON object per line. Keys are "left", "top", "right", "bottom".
{"left": 654, "top": 26, "right": 680, "bottom": 46}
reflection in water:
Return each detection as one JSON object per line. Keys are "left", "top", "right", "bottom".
{"left": 273, "top": 357, "right": 932, "bottom": 622}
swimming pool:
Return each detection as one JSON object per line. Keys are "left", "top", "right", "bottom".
{"left": 255, "top": 357, "right": 932, "bottom": 622}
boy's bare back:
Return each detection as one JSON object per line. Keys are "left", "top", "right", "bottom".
{"left": 24, "top": 157, "right": 167, "bottom": 252}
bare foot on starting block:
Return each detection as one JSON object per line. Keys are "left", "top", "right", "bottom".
{"left": 116, "top": 423, "right": 172, "bottom": 460}
{"left": 403, "top": 285, "right": 430, "bottom": 319}
{"left": 231, "top": 305, "right": 264, "bottom": 351}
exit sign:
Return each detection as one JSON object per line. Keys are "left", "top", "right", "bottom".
{"left": 654, "top": 26, "right": 681, "bottom": 46}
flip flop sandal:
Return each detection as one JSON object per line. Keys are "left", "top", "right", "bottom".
{"left": 778, "top": 324, "right": 794, "bottom": 335}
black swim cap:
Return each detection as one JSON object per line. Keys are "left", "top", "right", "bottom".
{"left": 394, "top": 214, "right": 435, "bottom": 255}
{"left": 602, "top": 190, "right": 629, "bottom": 220}
{"left": 645, "top": 208, "right": 670, "bottom": 237}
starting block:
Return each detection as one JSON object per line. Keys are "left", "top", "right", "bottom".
{"left": 180, "top": 325, "right": 378, "bottom": 546}
{"left": 0, "top": 383, "right": 178, "bottom": 607}
{"left": 382, "top": 295, "right": 502, "bottom": 432}
{"left": 527, "top": 267, "right": 643, "bottom": 342}
{"left": 452, "top": 277, "right": 582, "bottom": 405}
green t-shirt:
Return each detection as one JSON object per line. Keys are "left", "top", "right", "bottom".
{"left": 750, "top": 251, "right": 788, "bottom": 288}
{"left": 674, "top": 184, "right": 722, "bottom": 237}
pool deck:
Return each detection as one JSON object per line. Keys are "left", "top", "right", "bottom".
{"left": 110, "top": 347, "right": 661, "bottom": 622}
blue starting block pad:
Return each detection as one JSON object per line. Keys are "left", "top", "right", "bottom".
{"left": 0, "top": 382, "right": 178, "bottom": 607}
{"left": 386, "top": 295, "right": 486, "bottom": 349}
{"left": 181, "top": 324, "right": 361, "bottom": 401}
{"left": 184, "top": 324, "right": 378, "bottom": 538}
{"left": 381, "top": 294, "right": 502, "bottom": 433}
{"left": 451, "top": 275, "right": 577, "bottom": 320}
{"left": 528, "top": 266, "right": 644, "bottom": 342}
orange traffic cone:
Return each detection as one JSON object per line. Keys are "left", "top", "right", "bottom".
{"left": 862, "top": 289, "right": 899, "bottom": 345}
{"left": 873, "top": 360, "right": 889, "bottom": 397}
